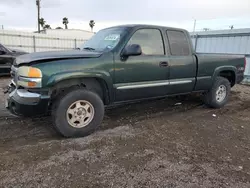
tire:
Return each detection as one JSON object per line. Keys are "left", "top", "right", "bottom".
{"left": 52, "top": 89, "right": 104, "bottom": 137}
{"left": 203, "top": 76, "right": 231, "bottom": 108}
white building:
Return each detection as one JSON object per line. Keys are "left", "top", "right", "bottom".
{"left": 0, "top": 29, "right": 94, "bottom": 53}
{"left": 39, "top": 29, "right": 94, "bottom": 40}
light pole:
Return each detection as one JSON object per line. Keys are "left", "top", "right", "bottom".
{"left": 0, "top": 12, "right": 4, "bottom": 30}
{"left": 36, "top": 0, "right": 41, "bottom": 33}
{"left": 192, "top": 19, "right": 196, "bottom": 36}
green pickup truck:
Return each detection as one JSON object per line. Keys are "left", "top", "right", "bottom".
{"left": 5, "top": 24, "right": 246, "bottom": 137}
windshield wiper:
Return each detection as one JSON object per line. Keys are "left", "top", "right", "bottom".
{"left": 83, "top": 47, "right": 95, "bottom": 51}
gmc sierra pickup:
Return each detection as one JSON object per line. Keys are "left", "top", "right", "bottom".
{"left": 5, "top": 24, "right": 246, "bottom": 137}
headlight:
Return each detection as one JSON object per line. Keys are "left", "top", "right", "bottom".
{"left": 17, "top": 66, "right": 42, "bottom": 88}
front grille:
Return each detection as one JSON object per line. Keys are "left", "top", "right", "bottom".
{"left": 10, "top": 65, "right": 18, "bottom": 84}
{"left": 13, "top": 58, "right": 17, "bottom": 66}
{"left": 9, "top": 80, "right": 16, "bottom": 93}
{"left": 10, "top": 69, "right": 15, "bottom": 78}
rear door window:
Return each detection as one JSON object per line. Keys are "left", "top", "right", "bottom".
{"left": 166, "top": 30, "right": 190, "bottom": 56}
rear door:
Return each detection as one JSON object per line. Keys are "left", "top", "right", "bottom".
{"left": 114, "top": 28, "right": 170, "bottom": 101}
{"left": 165, "top": 30, "right": 197, "bottom": 94}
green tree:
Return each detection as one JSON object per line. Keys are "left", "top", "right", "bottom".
{"left": 44, "top": 24, "right": 51, "bottom": 30}
{"left": 63, "top": 17, "right": 69, "bottom": 29}
{"left": 39, "top": 18, "right": 46, "bottom": 29}
{"left": 56, "top": 27, "right": 63, "bottom": 29}
{"left": 89, "top": 20, "right": 95, "bottom": 32}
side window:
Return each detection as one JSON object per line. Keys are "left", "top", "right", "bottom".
{"left": 127, "top": 29, "right": 164, "bottom": 55}
{"left": 167, "top": 30, "right": 190, "bottom": 56}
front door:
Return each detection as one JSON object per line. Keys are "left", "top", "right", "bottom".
{"left": 114, "top": 28, "right": 170, "bottom": 102}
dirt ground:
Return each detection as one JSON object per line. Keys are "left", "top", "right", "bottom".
{"left": 0, "top": 77, "right": 250, "bottom": 188}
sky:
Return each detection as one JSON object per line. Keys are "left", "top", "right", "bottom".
{"left": 0, "top": 0, "right": 250, "bottom": 32}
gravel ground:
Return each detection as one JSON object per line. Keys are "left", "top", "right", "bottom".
{"left": 0, "top": 77, "right": 250, "bottom": 188}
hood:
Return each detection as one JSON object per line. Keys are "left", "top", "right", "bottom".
{"left": 15, "top": 50, "right": 102, "bottom": 66}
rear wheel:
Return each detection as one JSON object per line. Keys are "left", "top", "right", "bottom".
{"left": 204, "top": 76, "right": 231, "bottom": 108}
{"left": 52, "top": 89, "right": 104, "bottom": 137}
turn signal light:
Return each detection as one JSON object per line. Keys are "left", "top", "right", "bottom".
{"left": 28, "top": 82, "right": 37, "bottom": 87}
{"left": 28, "top": 67, "right": 42, "bottom": 78}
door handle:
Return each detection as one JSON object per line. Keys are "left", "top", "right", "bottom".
{"left": 159, "top": 61, "right": 169, "bottom": 67}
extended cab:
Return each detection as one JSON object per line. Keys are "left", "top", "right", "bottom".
{"left": 5, "top": 24, "right": 246, "bottom": 137}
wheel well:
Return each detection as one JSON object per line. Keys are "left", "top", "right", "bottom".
{"left": 219, "top": 70, "right": 236, "bottom": 87}
{"left": 50, "top": 78, "right": 110, "bottom": 105}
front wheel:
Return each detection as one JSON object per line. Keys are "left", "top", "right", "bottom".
{"left": 52, "top": 89, "right": 104, "bottom": 137}
{"left": 203, "top": 76, "right": 231, "bottom": 108}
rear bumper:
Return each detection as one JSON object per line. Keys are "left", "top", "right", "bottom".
{"left": 5, "top": 87, "right": 50, "bottom": 117}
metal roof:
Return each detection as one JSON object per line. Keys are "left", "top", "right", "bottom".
{"left": 193, "top": 28, "right": 250, "bottom": 36}
{"left": 191, "top": 28, "right": 250, "bottom": 79}
{"left": 191, "top": 28, "right": 250, "bottom": 55}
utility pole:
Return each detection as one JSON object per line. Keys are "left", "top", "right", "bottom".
{"left": 192, "top": 19, "right": 196, "bottom": 36}
{"left": 36, "top": 0, "right": 41, "bottom": 33}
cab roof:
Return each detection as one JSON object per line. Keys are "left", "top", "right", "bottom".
{"left": 104, "top": 24, "right": 188, "bottom": 33}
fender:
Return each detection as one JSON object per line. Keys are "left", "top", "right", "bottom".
{"left": 212, "top": 66, "right": 237, "bottom": 82}
{"left": 46, "top": 70, "right": 114, "bottom": 102}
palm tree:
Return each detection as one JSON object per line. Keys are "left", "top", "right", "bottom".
{"left": 44, "top": 24, "right": 51, "bottom": 30}
{"left": 62, "top": 17, "right": 69, "bottom": 29}
{"left": 39, "top": 18, "right": 46, "bottom": 30}
{"left": 89, "top": 20, "right": 95, "bottom": 32}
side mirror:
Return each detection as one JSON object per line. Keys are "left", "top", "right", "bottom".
{"left": 122, "top": 44, "right": 142, "bottom": 57}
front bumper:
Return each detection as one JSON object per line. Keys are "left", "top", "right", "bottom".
{"left": 5, "top": 82, "right": 50, "bottom": 117}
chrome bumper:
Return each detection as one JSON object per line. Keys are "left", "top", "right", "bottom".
{"left": 5, "top": 80, "right": 49, "bottom": 107}
{"left": 6, "top": 89, "right": 42, "bottom": 108}
{"left": 13, "top": 89, "right": 41, "bottom": 104}
{"left": 5, "top": 83, "right": 50, "bottom": 116}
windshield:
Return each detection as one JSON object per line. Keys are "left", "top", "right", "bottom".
{"left": 81, "top": 27, "right": 128, "bottom": 51}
